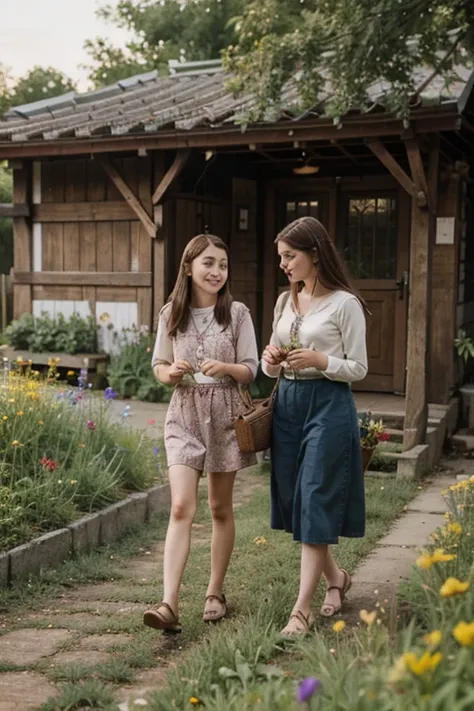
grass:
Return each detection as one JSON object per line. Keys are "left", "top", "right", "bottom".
{"left": 0, "top": 466, "right": 421, "bottom": 711}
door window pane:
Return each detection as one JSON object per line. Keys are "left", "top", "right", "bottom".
{"left": 279, "top": 200, "right": 320, "bottom": 285}
{"left": 340, "top": 196, "right": 397, "bottom": 279}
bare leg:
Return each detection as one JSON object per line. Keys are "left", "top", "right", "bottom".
{"left": 204, "top": 470, "right": 237, "bottom": 619}
{"left": 161, "top": 464, "right": 201, "bottom": 618}
{"left": 321, "top": 547, "right": 348, "bottom": 614}
{"left": 281, "top": 543, "right": 328, "bottom": 635}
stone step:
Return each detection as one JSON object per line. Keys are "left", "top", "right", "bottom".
{"left": 451, "top": 432, "right": 474, "bottom": 451}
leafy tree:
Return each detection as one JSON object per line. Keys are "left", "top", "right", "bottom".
{"left": 223, "top": 0, "right": 474, "bottom": 122}
{"left": 9, "top": 66, "right": 76, "bottom": 108}
{"left": 84, "top": 0, "right": 245, "bottom": 87}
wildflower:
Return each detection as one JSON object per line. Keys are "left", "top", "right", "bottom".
{"left": 423, "top": 630, "right": 442, "bottom": 648}
{"left": 16, "top": 410, "right": 23, "bottom": 416}
{"left": 2, "top": 416, "right": 7, "bottom": 421}
{"left": 416, "top": 553, "right": 433, "bottom": 570}
{"left": 333, "top": 620, "right": 345, "bottom": 633}
{"left": 70, "top": 480, "right": 77, "bottom": 485}
{"left": 445, "top": 522, "right": 462, "bottom": 536}
{"left": 78, "top": 443, "right": 85, "bottom": 448}
{"left": 452, "top": 621, "right": 474, "bottom": 647}
{"left": 440, "top": 577, "right": 469, "bottom": 598}
{"left": 402, "top": 651, "right": 442, "bottom": 677}
{"left": 254, "top": 536, "right": 267, "bottom": 545}
{"left": 388, "top": 655, "right": 408, "bottom": 683}
{"left": 189, "top": 698, "right": 199, "bottom": 706}
{"left": 416, "top": 549, "right": 456, "bottom": 569}
{"left": 38, "top": 420, "right": 44, "bottom": 425}
{"left": 297, "top": 677, "right": 321, "bottom": 703}
{"left": 87, "top": 420, "right": 96, "bottom": 431}
{"left": 359, "top": 610, "right": 377, "bottom": 626}
{"left": 41, "top": 456, "right": 58, "bottom": 471}
{"left": 7, "top": 398, "right": 14, "bottom": 403}
{"left": 11, "top": 440, "right": 21, "bottom": 447}
{"left": 100, "top": 312, "right": 110, "bottom": 323}
{"left": 152, "top": 446, "right": 160, "bottom": 455}
{"left": 104, "top": 387, "right": 118, "bottom": 400}
{"left": 148, "top": 419, "right": 156, "bottom": 425}
{"left": 67, "top": 370, "right": 75, "bottom": 376}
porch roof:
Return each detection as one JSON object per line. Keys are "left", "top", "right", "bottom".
{"left": 0, "top": 62, "right": 473, "bottom": 154}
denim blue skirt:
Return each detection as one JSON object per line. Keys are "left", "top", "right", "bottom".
{"left": 271, "top": 378, "right": 365, "bottom": 545}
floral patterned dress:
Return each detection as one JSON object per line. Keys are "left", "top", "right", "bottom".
{"left": 152, "top": 301, "right": 258, "bottom": 473}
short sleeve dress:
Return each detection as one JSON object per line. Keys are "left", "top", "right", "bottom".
{"left": 152, "top": 301, "right": 258, "bottom": 473}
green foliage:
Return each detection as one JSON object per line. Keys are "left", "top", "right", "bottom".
{"left": 224, "top": 0, "right": 474, "bottom": 123}
{"left": 454, "top": 329, "right": 474, "bottom": 363}
{"left": 84, "top": 0, "right": 245, "bottom": 87}
{"left": 38, "top": 679, "right": 117, "bottom": 711}
{"left": 107, "top": 328, "right": 173, "bottom": 402}
{"left": 0, "top": 161, "right": 13, "bottom": 275}
{"left": 5, "top": 311, "right": 99, "bottom": 354}
{"left": 0, "top": 368, "right": 162, "bottom": 550}
{"left": 0, "top": 64, "right": 76, "bottom": 118}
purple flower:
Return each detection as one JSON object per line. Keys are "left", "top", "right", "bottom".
{"left": 153, "top": 446, "right": 160, "bottom": 455}
{"left": 297, "top": 678, "right": 321, "bottom": 704}
{"left": 104, "top": 387, "right": 118, "bottom": 400}
{"left": 87, "top": 420, "right": 96, "bottom": 431}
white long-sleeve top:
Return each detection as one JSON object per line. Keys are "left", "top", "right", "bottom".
{"left": 262, "top": 290, "right": 368, "bottom": 383}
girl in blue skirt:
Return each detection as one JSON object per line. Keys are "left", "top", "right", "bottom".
{"left": 262, "top": 216, "right": 368, "bottom": 636}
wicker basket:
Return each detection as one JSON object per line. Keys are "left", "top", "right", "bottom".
{"left": 361, "top": 446, "right": 375, "bottom": 473}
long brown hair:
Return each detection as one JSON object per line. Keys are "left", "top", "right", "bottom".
{"left": 275, "top": 216, "right": 369, "bottom": 314}
{"left": 167, "top": 234, "right": 233, "bottom": 338}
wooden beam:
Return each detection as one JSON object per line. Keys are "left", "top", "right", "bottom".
{"left": 12, "top": 164, "right": 32, "bottom": 319}
{"left": 0, "top": 203, "right": 30, "bottom": 218}
{"left": 33, "top": 202, "right": 137, "bottom": 222}
{"left": 152, "top": 149, "right": 190, "bottom": 205}
{"left": 404, "top": 138, "right": 430, "bottom": 210}
{"left": 152, "top": 151, "right": 168, "bottom": 324}
{"left": 98, "top": 158, "right": 156, "bottom": 238}
{"left": 367, "top": 140, "right": 421, "bottom": 202}
{"left": 403, "top": 136, "right": 439, "bottom": 451}
{"left": 13, "top": 271, "right": 151, "bottom": 287}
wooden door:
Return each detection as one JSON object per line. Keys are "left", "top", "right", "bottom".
{"left": 337, "top": 189, "right": 410, "bottom": 393}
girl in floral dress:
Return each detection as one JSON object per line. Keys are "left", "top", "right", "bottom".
{"left": 143, "top": 234, "right": 258, "bottom": 633}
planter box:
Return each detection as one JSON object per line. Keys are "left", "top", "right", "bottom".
{"left": 0, "top": 346, "right": 108, "bottom": 373}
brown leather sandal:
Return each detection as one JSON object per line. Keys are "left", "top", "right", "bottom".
{"left": 320, "top": 568, "right": 352, "bottom": 618}
{"left": 280, "top": 609, "right": 315, "bottom": 637}
{"left": 203, "top": 593, "right": 227, "bottom": 623}
{"left": 143, "top": 602, "right": 182, "bottom": 634}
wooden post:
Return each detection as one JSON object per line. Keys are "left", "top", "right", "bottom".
{"left": 152, "top": 152, "right": 167, "bottom": 328}
{"left": 403, "top": 137, "right": 439, "bottom": 450}
{"left": 12, "top": 163, "right": 32, "bottom": 319}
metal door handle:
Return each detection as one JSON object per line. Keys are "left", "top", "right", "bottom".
{"left": 395, "top": 271, "right": 408, "bottom": 300}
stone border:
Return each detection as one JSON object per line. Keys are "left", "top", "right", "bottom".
{"left": 0, "top": 484, "right": 170, "bottom": 589}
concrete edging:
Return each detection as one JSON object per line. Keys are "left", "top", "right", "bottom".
{"left": 0, "top": 483, "right": 170, "bottom": 588}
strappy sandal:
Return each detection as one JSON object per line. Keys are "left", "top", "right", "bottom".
{"left": 320, "top": 568, "right": 352, "bottom": 618}
{"left": 143, "top": 602, "right": 182, "bottom": 634}
{"left": 203, "top": 593, "right": 227, "bottom": 623}
{"left": 280, "top": 609, "right": 315, "bottom": 637}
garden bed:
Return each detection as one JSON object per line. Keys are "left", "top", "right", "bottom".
{"left": 0, "top": 366, "right": 168, "bottom": 578}
{"left": 0, "top": 346, "right": 108, "bottom": 373}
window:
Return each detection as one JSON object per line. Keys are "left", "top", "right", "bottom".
{"left": 339, "top": 196, "right": 397, "bottom": 279}
{"left": 278, "top": 199, "right": 321, "bottom": 285}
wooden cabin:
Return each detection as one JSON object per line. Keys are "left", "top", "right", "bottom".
{"left": 0, "top": 60, "right": 473, "bottom": 449}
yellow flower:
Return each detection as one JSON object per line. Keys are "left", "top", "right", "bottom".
{"left": 189, "top": 698, "right": 199, "bottom": 706}
{"left": 78, "top": 443, "right": 85, "bottom": 448}
{"left": 359, "top": 610, "right": 377, "bottom": 626}
{"left": 253, "top": 536, "right": 267, "bottom": 545}
{"left": 402, "top": 651, "right": 442, "bottom": 677}
{"left": 11, "top": 440, "right": 22, "bottom": 447}
{"left": 38, "top": 420, "right": 44, "bottom": 425}
{"left": 2, "top": 416, "right": 7, "bottom": 421}
{"left": 445, "top": 522, "right": 462, "bottom": 536}
{"left": 452, "top": 621, "right": 474, "bottom": 647}
{"left": 431, "top": 549, "right": 456, "bottom": 564}
{"left": 416, "top": 553, "right": 434, "bottom": 570}
{"left": 100, "top": 312, "right": 111, "bottom": 323}
{"left": 7, "top": 398, "right": 14, "bottom": 403}
{"left": 423, "top": 630, "right": 442, "bottom": 648}
{"left": 16, "top": 410, "right": 24, "bottom": 417}
{"left": 333, "top": 620, "right": 346, "bottom": 633}
{"left": 67, "top": 370, "right": 75, "bottom": 376}
{"left": 440, "top": 577, "right": 469, "bottom": 598}
{"left": 388, "top": 655, "right": 408, "bottom": 683}
{"left": 70, "top": 480, "right": 78, "bottom": 485}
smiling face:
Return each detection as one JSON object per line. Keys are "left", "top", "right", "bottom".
{"left": 190, "top": 243, "right": 229, "bottom": 298}
{"left": 277, "top": 239, "right": 317, "bottom": 284}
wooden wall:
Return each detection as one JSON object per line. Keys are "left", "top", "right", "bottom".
{"left": 230, "top": 178, "right": 258, "bottom": 327}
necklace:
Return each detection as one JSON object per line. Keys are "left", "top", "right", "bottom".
{"left": 190, "top": 312, "right": 215, "bottom": 366}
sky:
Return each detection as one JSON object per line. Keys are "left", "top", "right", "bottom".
{"left": 0, "top": 0, "right": 130, "bottom": 91}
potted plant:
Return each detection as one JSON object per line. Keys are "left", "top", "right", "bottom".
{"left": 359, "top": 412, "right": 389, "bottom": 472}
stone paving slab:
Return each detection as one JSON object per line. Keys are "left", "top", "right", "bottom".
{"left": 377, "top": 511, "right": 446, "bottom": 548}
{"left": 0, "top": 671, "right": 58, "bottom": 711}
{"left": 0, "top": 628, "right": 71, "bottom": 665}
{"left": 78, "top": 633, "right": 133, "bottom": 651}
{"left": 51, "top": 649, "right": 110, "bottom": 667}
{"left": 353, "top": 546, "right": 419, "bottom": 585}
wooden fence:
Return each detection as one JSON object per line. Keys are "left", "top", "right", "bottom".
{"left": 0, "top": 269, "right": 12, "bottom": 331}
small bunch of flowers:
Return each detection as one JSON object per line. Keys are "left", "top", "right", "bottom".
{"left": 359, "top": 412, "right": 389, "bottom": 449}
{"left": 40, "top": 456, "right": 58, "bottom": 471}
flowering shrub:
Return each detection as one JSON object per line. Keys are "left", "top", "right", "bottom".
{"left": 0, "top": 362, "right": 164, "bottom": 551}
{"left": 359, "top": 411, "right": 389, "bottom": 449}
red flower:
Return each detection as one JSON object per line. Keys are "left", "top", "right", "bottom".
{"left": 380, "top": 433, "right": 390, "bottom": 442}
{"left": 148, "top": 419, "right": 156, "bottom": 426}
{"left": 87, "top": 420, "right": 96, "bottom": 431}
{"left": 41, "top": 456, "right": 58, "bottom": 471}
